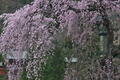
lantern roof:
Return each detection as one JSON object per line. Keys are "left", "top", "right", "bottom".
{"left": 65, "top": 57, "right": 78, "bottom": 62}
{"left": 7, "top": 51, "right": 28, "bottom": 59}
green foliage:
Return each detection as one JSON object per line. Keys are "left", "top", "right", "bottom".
{"left": 0, "top": 54, "right": 4, "bottom": 61}
{"left": 64, "top": 36, "right": 73, "bottom": 49}
{"left": 41, "top": 47, "right": 66, "bottom": 80}
{"left": 20, "top": 61, "right": 28, "bottom": 80}
{"left": 20, "top": 69, "right": 28, "bottom": 80}
{"left": 118, "top": 44, "right": 120, "bottom": 49}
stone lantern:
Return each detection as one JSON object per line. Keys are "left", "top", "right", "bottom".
{"left": 96, "top": 15, "right": 108, "bottom": 58}
{"left": 99, "top": 28, "right": 108, "bottom": 58}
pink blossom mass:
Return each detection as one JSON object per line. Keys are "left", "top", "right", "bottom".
{"left": 0, "top": 0, "right": 120, "bottom": 80}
